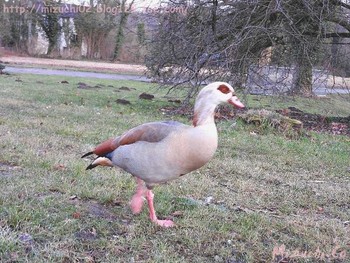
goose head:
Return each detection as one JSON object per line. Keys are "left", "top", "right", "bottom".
{"left": 197, "top": 82, "right": 245, "bottom": 109}
{"left": 193, "top": 82, "right": 245, "bottom": 126}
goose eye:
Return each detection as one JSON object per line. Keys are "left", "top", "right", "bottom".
{"left": 217, "top": 84, "right": 231, "bottom": 94}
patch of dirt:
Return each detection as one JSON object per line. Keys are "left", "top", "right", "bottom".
{"left": 139, "top": 92, "right": 155, "bottom": 100}
{"left": 119, "top": 86, "right": 133, "bottom": 91}
{"left": 168, "top": 99, "right": 182, "bottom": 104}
{"left": 75, "top": 228, "right": 98, "bottom": 241}
{"left": 0, "top": 161, "right": 21, "bottom": 178}
{"left": 160, "top": 105, "right": 350, "bottom": 136}
{"left": 77, "top": 82, "right": 101, "bottom": 90}
{"left": 116, "top": 99, "right": 131, "bottom": 105}
{"left": 160, "top": 104, "right": 242, "bottom": 121}
{"left": 87, "top": 202, "right": 119, "bottom": 220}
{"left": 277, "top": 107, "right": 350, "bottom": 136}
{"left": 69, "top": 199, "right": 132, "bottom": 225}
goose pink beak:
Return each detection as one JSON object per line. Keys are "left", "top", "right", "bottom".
{"left": 228, "top": 96, "right": 245, "bottom": 109}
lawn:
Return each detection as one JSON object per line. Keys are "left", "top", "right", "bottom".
{"left": 0, "top": 73, "right": 349, "bottom": 262}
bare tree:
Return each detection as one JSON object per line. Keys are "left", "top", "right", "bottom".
{"left": 0, "top": 0, "right": 34, "bottom": 53}
{"left": 74, "top": 9, "right": 116, "bottom": 59}
{"left": 35, "top": 0, "right": 61, "bottom": 55}
{"left": 113, "top": 0, "right": 135, "bottom": 60}
{"left": 146, "top": 0, "right": 350, "bottom": 97}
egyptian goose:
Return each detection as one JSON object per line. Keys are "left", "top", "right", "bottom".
{"left": 82, "top": 82, "right": 244, "bottom": 227}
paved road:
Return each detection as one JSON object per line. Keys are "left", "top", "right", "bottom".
{"left": 315, "top": 87, "right": 350, "bottom": 95}
{"left": 4, "top": 66, "right": 349, "bottom": 95}
{"left": 249, "top": 88, "right": 350, "bottom": 96}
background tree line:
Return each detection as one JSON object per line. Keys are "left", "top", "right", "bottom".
{"left": 0, "top": 0, "right": 146, "bottom": 61}
{"left": 146, "top": 0, "right": 350, "bottom": 97}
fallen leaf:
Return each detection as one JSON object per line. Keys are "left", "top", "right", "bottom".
{"left": 114, "top": 245, "right": 126, "bottom": 255}
{"left": 69, "top": 195, "right": 78, "bottom": 200}
{"left": 53, "top": 164, "right": 66, "bottom": 171}
{"left": 317, "top": 206, "right": 324, "bottom": 213}
{"left": 113, "top": 199, "right": 124, "bottom": 206}
{"left": 171, "top": 211, "right": 184, "bottom": 217}
{"left": 84, "top": 256, "right": 95, "bottom": 263}
{"left": 72, "top": 212, "right": 81, "bottom": 219}
{"left": 205, "top": 196, "right": 214, "bottom": 205}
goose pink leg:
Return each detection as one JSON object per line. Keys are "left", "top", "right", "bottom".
{"left": 130, "top": 178, "right": 146, "bottom": 214}
{"left": 146, "top": 190, "right": 174, "bottom": 227}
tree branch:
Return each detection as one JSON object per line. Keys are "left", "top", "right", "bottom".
{"left": 322, "top": 32, "right": 350, "bottom": 38}
{"left": 331, "top": 0, "right": 350, "bottom": 10}
{"left": 327, "top": 16, "right": 350, "bottom": 32}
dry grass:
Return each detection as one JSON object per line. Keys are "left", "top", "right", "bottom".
{"left": 0, "top": 73, "right": 349, "bottom": 262}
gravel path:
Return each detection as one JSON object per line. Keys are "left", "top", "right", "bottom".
{"left": 5, "top": 66, "right": 151, "bottom": 82}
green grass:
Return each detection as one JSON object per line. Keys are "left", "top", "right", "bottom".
{"left": 0, "top": 73, "right": 349, "bottom": 262}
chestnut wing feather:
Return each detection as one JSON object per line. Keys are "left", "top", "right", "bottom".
{"left": 87, "top": 121, "right": 187, "bottom": 157}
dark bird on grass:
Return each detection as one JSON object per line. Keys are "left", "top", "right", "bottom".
{"left": 82, "top": 82, "right": 245, "bottom": 227}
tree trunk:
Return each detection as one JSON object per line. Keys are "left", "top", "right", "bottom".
{"left": 113, "top": 12, "right": 128, "bottom": 61}
{"left": 289, "top": 41, "right": 314, "bottom": 96}
{"left": 331, "top": 36, "right": 339, "bottom": 68}
{"left": 113, "top": 0, "right": 134, "bottom": 61}
{"left": 47, "top": 39, "right": 56, "bottom": 55}
{"left": 330, "top": 24, "right": 341, "bottom": 75}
